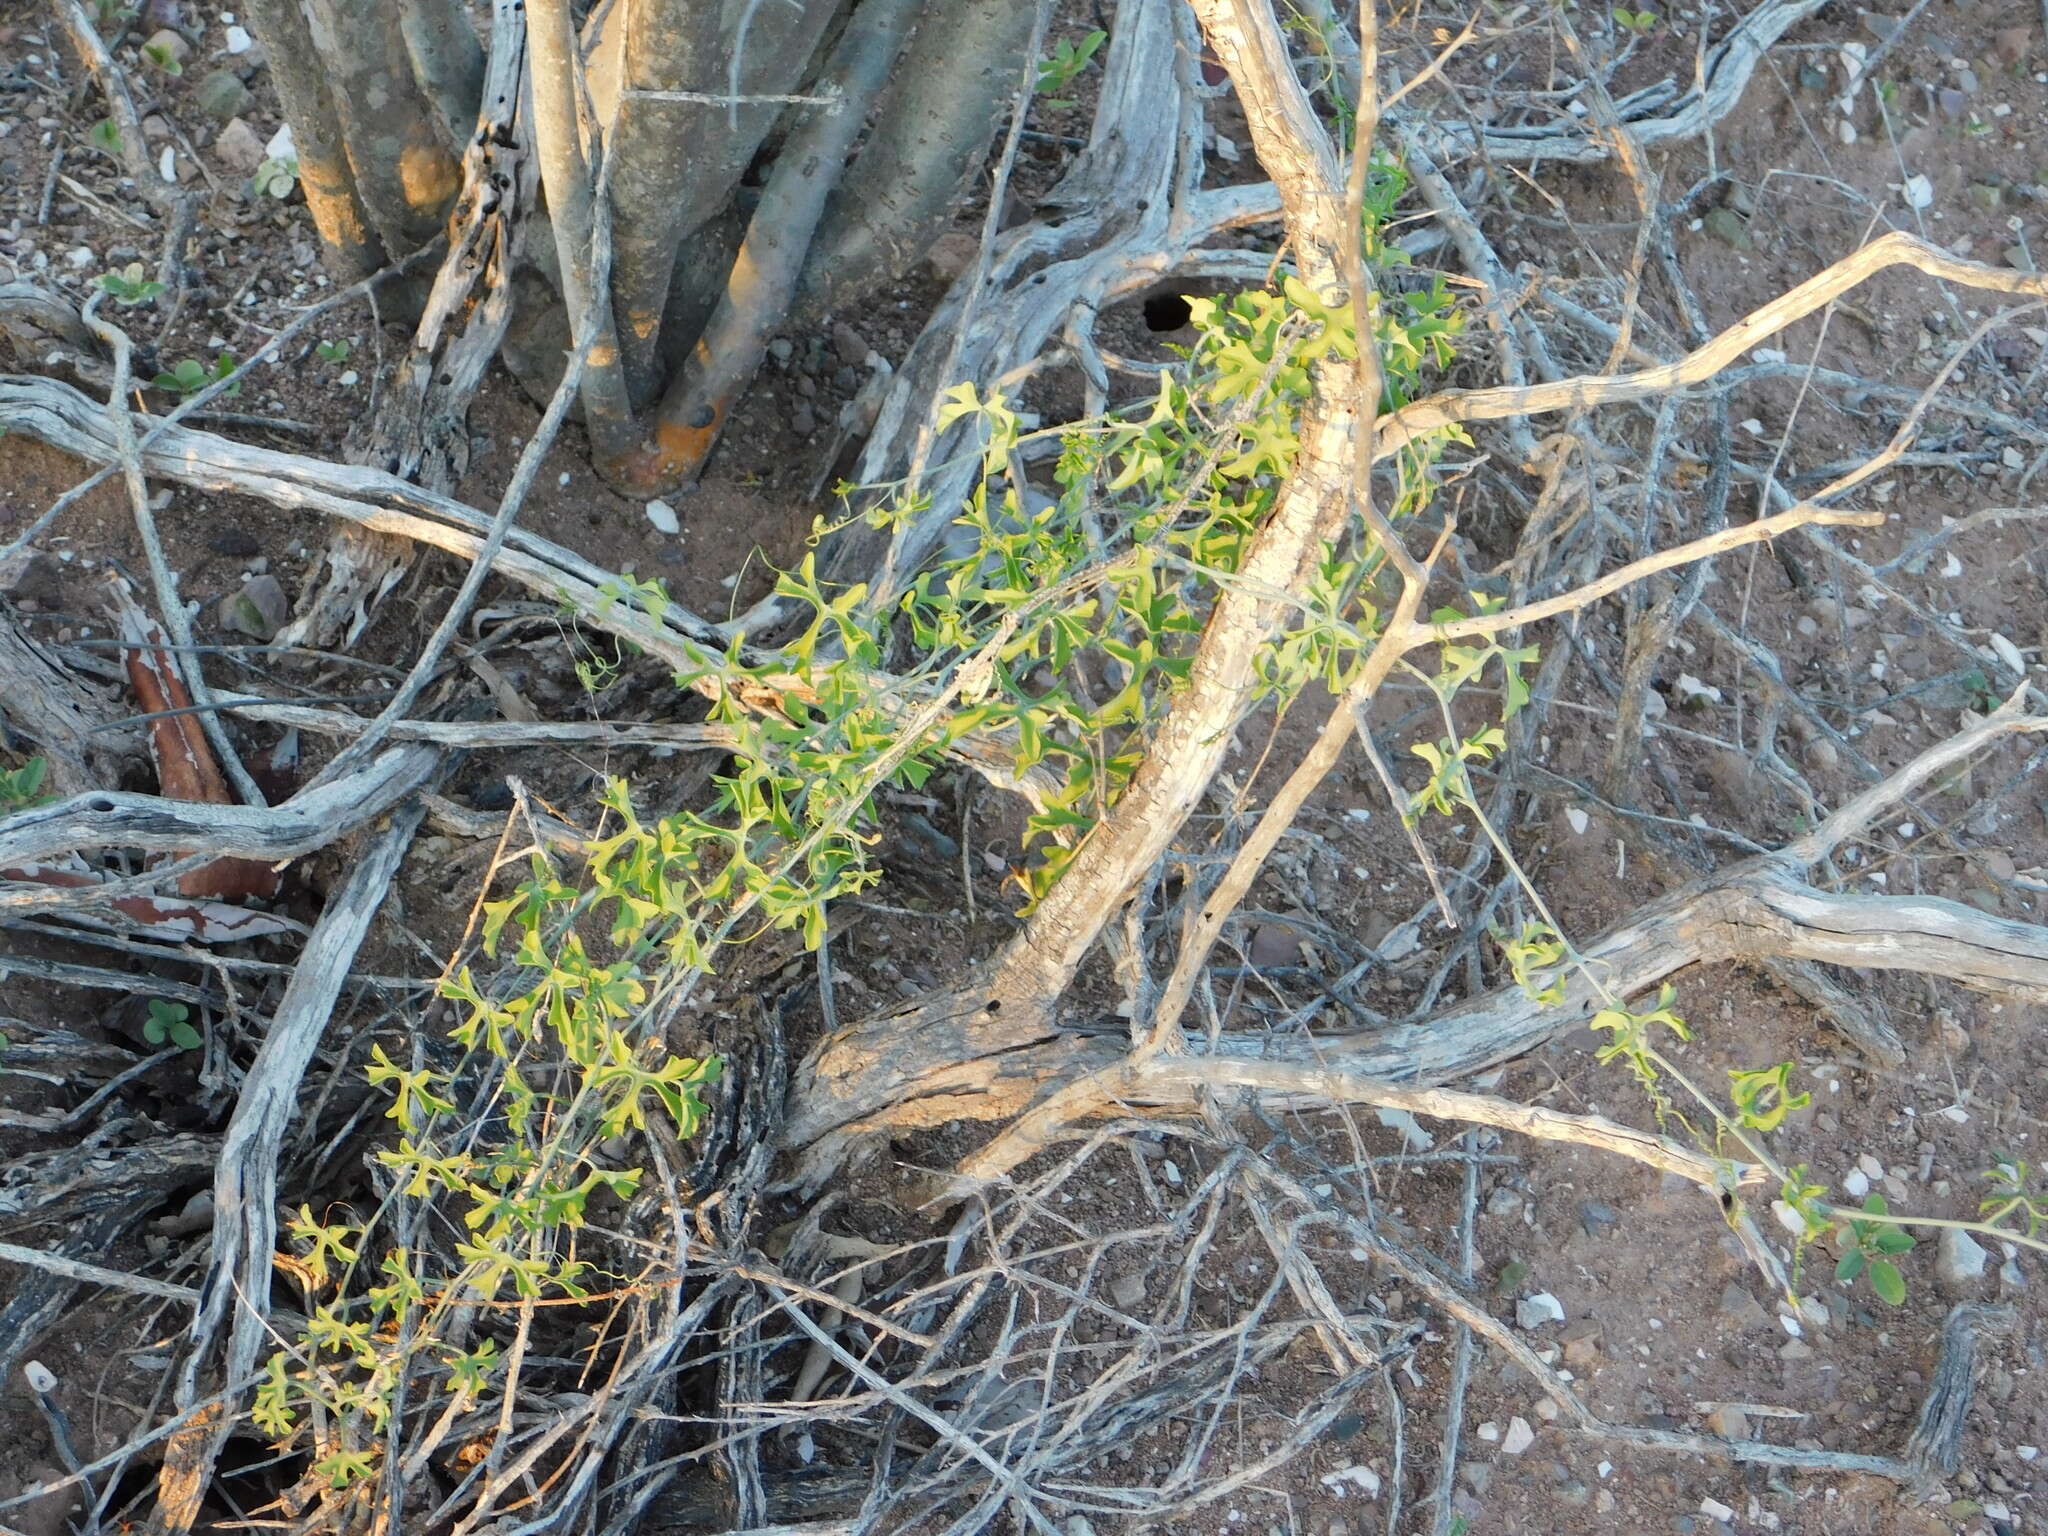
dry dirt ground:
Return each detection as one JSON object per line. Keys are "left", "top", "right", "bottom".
{"left": 3, "top": 0, "right": 2048, "bottom": 1534}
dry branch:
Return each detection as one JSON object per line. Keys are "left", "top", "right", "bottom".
{"left": 224, "top": 700, "right": 738, "bottom": 752}
{"left": 0, "top": 742, "right": 438, "bottom": 870}
{"left": 157, "top": 797, "right": 432, "bottom": 1534}
{"left": 0, "top": 372, "right": 1056, "bottom": 806}
{"left": 0, "top": 1238, "right": 202, "bottom": 1304}
{"left": 1380, "top": 232, "right": 2048, "bottom": 463}
{"left": 1396, "top": 0, "right": 1828, "bottom": 165}
{"left": 945, "top": 1055, "right": 1759, "bottom": 1194}
{"left": 789, "top": 696, "right": 2048, "bottom": 1178}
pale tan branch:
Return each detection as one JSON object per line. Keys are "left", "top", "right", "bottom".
{"left": 1422, "top": 505, "right": 1879, "bottom": 644}
{"left": 945, "top": 1054, "right": 1757, "bottom": 1195}
{"left": 1379, "top": 232, "right": 2048, "bottom": 461}
{"left": 1782, "top": 687, "right": 2047, "bottom": 865}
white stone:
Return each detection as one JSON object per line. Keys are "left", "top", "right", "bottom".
{"left": 1375, "top": 1106, "right": 1434, "bottom": 1151}
{"left": 1902, "top": 174, "right": 1935, "bottom": 210}
{"left": 1842, "top": 1168, "right": 1870, "bottom": 1199}
{"left": 1701, "top": 1498, "right": 1736, "bottom": 1522}
{"left": 1320, "top": 1465, "right": 1381, "bottom": 1498}
{"left": 1477, "top": 1421, "right": 1500, "bottom": 1442}
{"left": 265, "top": 123, "right": 296, "bottom": 162}
{"left": 224, "top": 23, "right": 253, "bottom": 53}
{"left": 1937, "top": 1227, "right": 1988, "bottom": 1294}
{"left": 1516, "top": 1293, "right": 1565, "bottom": 1329}
{"left": 1565, "top": 807, "right": 1589, "bottom": 835}
{"left": 1676, "top": 673, "right": 1724, "bottom": 705}
{"left": 645, "top": 499, "right": 679, "bottom": 534}
{"left": 1500, "top": 1417, "right": 1535, "bottom": 1455}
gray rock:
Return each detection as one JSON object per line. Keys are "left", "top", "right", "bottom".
{"left": 219, "top": 573, "right": 287, "bottom": 640}
{"left": 1705, "top": 1404, "right": 1750, "bottom": 1439}
{"left": 1938, "top": 1227, "right": 1989, "bottom": 1294}
{"left": 142, "top": 27, "right": 191, "bottom": 65}
{"left": 1516, "top": 1292, "right": 1565, "bottom": 1329}
{"left": 213, "top": 116, "right": 265, "bottom": 175}
{"left": 1703, "top": 207, "right": 1752, "bottom": 251}
{"left": 195, "top": 68, "right": 253, "bottom": 122}
{"left": 1717, "top": 1285, "right": 1770, "bottom": 1331}
{"left": 1580, "top": 1200, "right": 1619, "bottom": 1237}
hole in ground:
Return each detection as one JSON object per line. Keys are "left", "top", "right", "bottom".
{"left": 1142, "top": 292, "right": 1194, "bottom": 332}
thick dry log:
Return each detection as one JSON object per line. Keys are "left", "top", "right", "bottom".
{"left": 1907, "top": 1304, "right": 2013, "bottom": 1475}
{"left": 0, "top": 373, "right": 1053, "bottom": 806}
{"left": 0, "top": 603, "right": 134, "bottom": 796}
{"left": 0, "top": 1129, "right": 221, "bottom": 1235}
{"left": 785, "top": 765, "right": 2048, "bottom": 1178}
{"left": 161, "top": 799, "right": 431, "bottom": 1536}
{"left": 0, "top": 744, "right": 438, "bottom": 871}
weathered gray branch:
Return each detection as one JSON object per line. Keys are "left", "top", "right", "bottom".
{"left": 159, "top": 800, "right": 431, "bottom": 1536}
{"left": 0, "top": 744, "right": 439, "bottom": 870}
